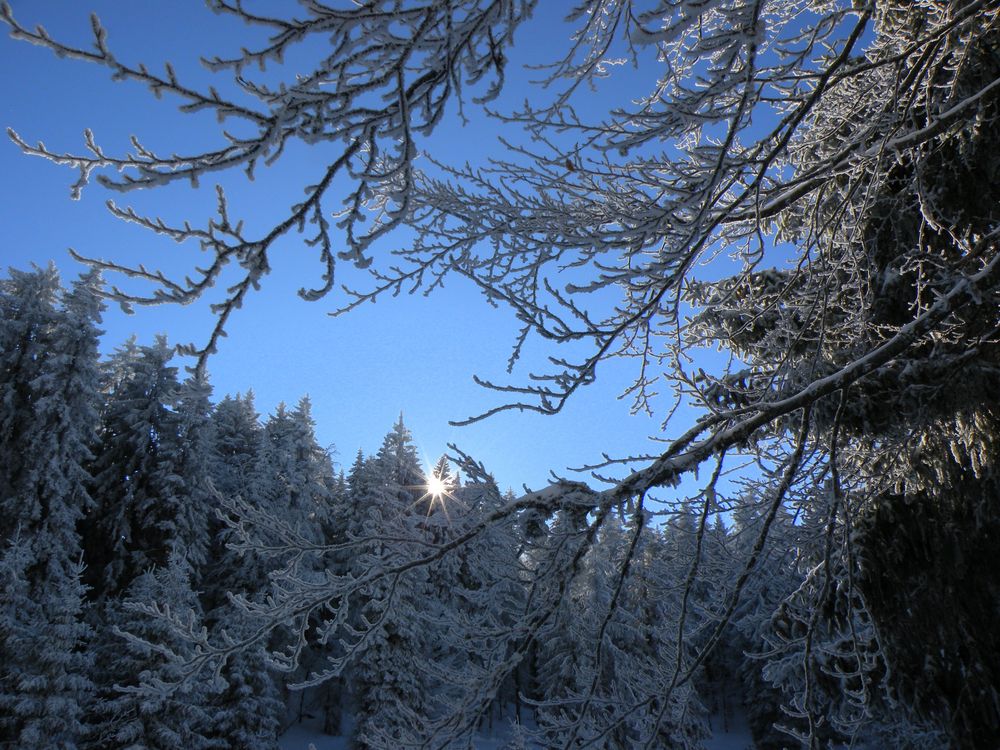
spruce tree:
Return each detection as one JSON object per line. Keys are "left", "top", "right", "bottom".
{"left": 209, "top": 392, "right": 264, "bottom": 504}
{"left": 84, "top": 337, "right": 185, "bottom": 599}
{"left": 171, "top": 373, "right": 215, "bottom": 583}
{"left": 0, "top": 268, "right": 102, "bottom": 748}
{"left": 0, "top": 265, "right": 62, "bottom": 533}
{"left": 350, "top": 416, "right": 433, "bottom": 749}
{"left": 258, "top": 397, "right": 341, "bottom": 728}
{"left": 205, "top": 613, "right": 284, "bottom": 750}
{"left": 261, "top": 397, "right": 335, "bottom": 544}
{"left": 89, "top": 555, "right": 220, "bottom": 750}
{"left": 0, "top": 536, "right": 93, "bottom": 749}
{"left": 199, "top": 392, "right": 287, "bottom": 746}
{"left": 204, "top": 392, "right": 268, "bottom": 612}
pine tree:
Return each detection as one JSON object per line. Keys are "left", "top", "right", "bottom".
{"left": 0, "top": 268, "right": 103, "bottom": 748}
{"left": 259, "top": 397, "right": 342, "bottom": 729}
{"left": 0, "top": 265, "right": 61, "bottom": 534}
{"left": 722, "top": 498, "right": 800, "bottom": 749}
{"left": 375, "top": 413, "right": 424, "bottom": 492}
{"left": 0, "top": 535, "right": 93, "bottom": 749}
{"left": 344, "top": 448, "right": 374, "bottom": 547}
{"left": 204, "top": 392, "right": 269, "bottom": 612}
{"left": 197, "top": 391, "right": 289, "bottom": 746}
{"left": 171, "top": 373, "right": 215, "bottom": 584}
{"left": 349, "top": 416, "right": 433, "bottom": 749}
{"left": 83, "top": 336, "right": 186, "bottom": 599}
{"left": 531, "top": 509, "right": 598, "bottom": 743}
{"left": 205, "top": 613, "right": 284, "bottom": 750}
{"left": 88, "top": 555, "right": 220, "bottom": 750}
{"left": 261, "top": 396, "right": 335, "bottom": 544}
{"left": 209, "top": 392, "right": 264, "bottom": 504}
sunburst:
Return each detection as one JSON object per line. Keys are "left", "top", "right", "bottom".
{"left": 414, "top": 467, "right": 457, "bottom": 523}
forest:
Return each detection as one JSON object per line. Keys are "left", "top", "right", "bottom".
{"left": 1, "top": 265, "right": 778, "bottom": 748}
{"left": 3, "top": 0, "right": 1000, "bottom": 748}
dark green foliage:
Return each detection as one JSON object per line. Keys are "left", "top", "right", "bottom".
{"left": 83, "top": 338, "right": 186, "bottom": 599}
{"left": 87, "top": 560, "right": 221, "bottom": 750}
{"left": 860, "top": 473, "right": 1000, "bottom": 749}
{"left": 0, "top": 267, "right": 102, "bottom": 748}
{"left": 205, "top": 617, "right": 284, "bottom": 750}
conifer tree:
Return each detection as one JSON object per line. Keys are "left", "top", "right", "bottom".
{"left": 84, "top": 337, "right": 186, "bottom": 599}
{"left": 205, "top": 392, "right": 269, "bottom": 612}
{"left": 261, "top": 397, "right": 335, "bottom": 543}
{"left": 717, "top": 499, "right": 799, "bottom": 749}
{"left": 196, "top": 391, "right": 289, "bottom": 745}
{"left": 171, "top": 374, "right": 216, "bottom": 584}
{"left": 0, "top": 536, "right": 93, "bottom": 749}
{"left": 88, "top": 554, "right": 220, "bottom": 750}
{"left": 350, "top": 416, "right": 433, "bottom": 749}
{"left": 259, "top": 397, "right": 342, "bottom": 726}
{"left": 204, "top": 613, "right": 285, "bottom": 750}
{"left": 430, "top": 454, "right": 453, "bottom": 488}
{"left": 0, "top": 268, "right": 102, "bottom": 748}
{"left": 209, "top": 392, "right": 265, "bottom": 504}
{"left": 344, "top": 448, "right": 374, "bottom": 547}
{"left": 375, "top": 413, "right": 424, "bottom": 492}
{"left": 531, "top": 509, "right": 598, "bottom": 742}
{"left": 0, "top": 265, "right": 61, "bottom": 533}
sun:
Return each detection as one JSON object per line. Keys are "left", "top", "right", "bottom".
{"left": 425, "top": 472, "right": 448, "bottom": 500}
{"left": 414, "top": 467, "right": 457, "bottom": 523}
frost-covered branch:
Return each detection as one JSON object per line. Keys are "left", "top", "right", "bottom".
{"left": 2, "top": 0, "right": 530, "bottom": 369}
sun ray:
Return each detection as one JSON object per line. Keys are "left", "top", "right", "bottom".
{"left": 407, "top": 464, "right": 459, "bottom": 524}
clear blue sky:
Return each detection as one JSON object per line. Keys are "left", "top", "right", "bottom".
{"left": 0, "top": 2, "right": 690, "bottom": 493}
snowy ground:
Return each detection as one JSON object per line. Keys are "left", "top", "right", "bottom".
{"left": 279, "top": 714, "right": 756, "bottom": 749}
{"left": 278, "top": 717, "right": 525, "bottom": 750}
{"left": 278, "top": 679, "right": 755, "bottom": 750}
{"left": 279, "top": 718, "right": 348, "bottom": 750}
{"left": 703, "top": 707, "right": 755, "bottom": 750}
{"left": 703, "top": 677, "right": 756, "bottom": 750}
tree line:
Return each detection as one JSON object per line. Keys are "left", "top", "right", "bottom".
{"left": 2, "top": 265, "right": 951, "bottom": 748}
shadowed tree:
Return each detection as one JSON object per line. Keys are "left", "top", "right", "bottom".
{"left": 0, "top": 267, "right": 103, "bottom": 748}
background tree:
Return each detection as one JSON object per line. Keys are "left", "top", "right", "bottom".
{"left": 347, "top": 417, "right": 435, "bottom": 748}
{"left": 89, "top": 555, "right": 220, "bottom": 750}
{"left": 205, "top": 392, "right": 268, "bottom": 612}
{"left": 83, "top": 337, "right": 188, "bottom": 599}
{"left": 0, "top": 267, "right": 102, "bottom": 748}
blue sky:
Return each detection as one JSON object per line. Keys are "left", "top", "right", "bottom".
{"left": 0, "top": 1, "right": 693, "bottom": 493}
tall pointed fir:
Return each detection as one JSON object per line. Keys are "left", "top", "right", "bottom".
{"left": 202, "top": 391, "right": 285, "bottom": 748}
{"left": 205, "top": 391, "right": 269, "bottom": 612}
{"left": 529, "top": 507, "right": 598, "bottom": 744}
{"left": 88, "top": 553, "right": 220, "bottom": 750}
{"left": 441, "top": 474, "right": 529, "bottom": 738}
{"left": 344, "top": 448, "right": 374, "bottom": 549}
{"left": 261, "top": 396, "right": 335, "bottom": 545}
{"left": 259, "top": 397, "right": 339, "bottom": 726}
{"left": 0, "top": 265, "right": 61, "bottom": 528}
{"left": 349, "top": 415, "right": 434, "bottom": 749}
{"left": 0, "top": 267, "right": 102, "bottom": 748}
{"left": 209, "top": 392, "right": 264, "bottom": 504}
{"left": 83, "top": 336, "right": 210, "bottom": 600}
{"left": 171, "top": 373, "right": 215, "bottom": 585}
